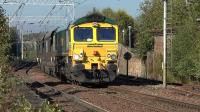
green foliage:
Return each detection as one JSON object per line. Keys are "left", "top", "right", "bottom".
{"left": 101, "top": 8, "right": 136, "bottom": 46}
{"left": 0, "top": 6, "right": 10, "bottom": 71}
{"left": 6, "top": 94, "right": 62, "bottom": 112}
{"left": 9, "top": 27, "right": 20, "bottom": 59}
{"left": 168, "top": 0, "right": 200, "bottom": 81}
{"left": 87, "top": 8, "right": 136, "bottom": 46}
{"left": 11, "top": 96, "right": 32, "bottom": 112}
{"left": 0, "top": 6, "right": 14, "bottom": 99}
{"left": 136, "top": 0, "right": 163, "bottom": 59}
{"left": 171, "top": 13, "right": 200, "bottom": 80}
{"left": 136, "top": 0, "right": 200, "bottom": 82}
{"left": 0, "top": 76, "right": 21, "bottom": 100}
{"left": 40, "top": 100, "right": 61, "bottom": 112}
{"left": 0, "top": 6, "right": 32, "bottom": 112}
{"left": 136, "top": 32, "right": 154, "bottom": 59}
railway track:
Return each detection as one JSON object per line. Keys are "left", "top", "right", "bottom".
{"left": 169, "top": 86, "right": 200, "bottom": 98}
{"left": 108, "top": 86, "right": 200, "bottom": 112}
{"left": 23, "top": 67, "right": 168, "bottom": 112}
{"left": 101, "top": 90, "right": 169, "bottom": 112}
{"left": 64, "top": 86, "right": 167, "bottom": 112}
{"left": 25, "top": 81, "right": 109, "bottom": 112}
{"left": 14, "top": 61, "right": 200, "bottom": 112}
{"left": 15, "top": 61, "right": 108, "bottom": 111}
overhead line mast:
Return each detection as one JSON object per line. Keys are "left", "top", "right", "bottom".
{"left": 0, "top": 0, "right": 86, "bottom": 60}
{"left": 163, "top": 0, "right": 167, "bottom": 88}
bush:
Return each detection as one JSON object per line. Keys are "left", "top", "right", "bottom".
{"left": 40, "top": 100, "right": 61, "bottom": 112}
{"left": 11, "top": 96, "right": 32, "bottom": 112}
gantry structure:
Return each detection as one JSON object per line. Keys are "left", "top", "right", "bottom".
{"left": 0, "top": 0, "right": 78, "bottom": 28}
{"left": 0, "top": 0, "right": 87, "bottom": 59}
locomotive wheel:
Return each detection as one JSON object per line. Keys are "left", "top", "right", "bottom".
{"left": 108, "top": 70, "right": 117, "bottom": 81}
{"left": 71, "top": 70, "right": 86, "bottom": 84}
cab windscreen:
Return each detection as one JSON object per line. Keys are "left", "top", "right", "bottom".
{"left": 74, "top": 27, "right": 93, "bottom": 42}
{"left": 97, "top": 27, "right": 115, "bottom": 41}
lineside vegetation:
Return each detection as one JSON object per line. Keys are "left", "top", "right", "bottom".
{"left": 93, "top": 0, "right": 200, "bottom": 83}
{"left": 0, "top": 6, "right": 60, "bottom": 111}
{"left": 136, "top": 0, "right": 200, "bottom": 83}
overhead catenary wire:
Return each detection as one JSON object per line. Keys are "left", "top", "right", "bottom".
{"left": 39, "top": 5, "right": 57, "bottom": 25}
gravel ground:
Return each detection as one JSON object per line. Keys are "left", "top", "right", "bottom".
{"left": 13, "top": 66, "right": 200, "bottom": 112}
{"left": 19, "top": 85, "right": 44, "bottom": 109}
{"left": 74, "top": 90, "right": 163, "bottom": 112}
{"left": 111, "top": 83, "right": 200, "bottom": 105}
{"left": 15, "top": 68, "right": 93, "bottom": 112}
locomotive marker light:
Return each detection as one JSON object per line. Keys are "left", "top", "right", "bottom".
{"left": 107, "top": 54, "right": 111, "bottom": 58}
{"left": 124, "top": 52, "right": 132, "bottom": 76}
{"left": 73, "top": 54, "right": 80, "bottom": 60}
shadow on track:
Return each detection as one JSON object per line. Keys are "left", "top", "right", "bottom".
{"left": 110, "top": 74, "right": 162, "bottom": 86}
{"left": 111, "top": 74, "right": 184, "bottom": 87}
{"left": 43, "top": 81, "right": 70, "bottom": 87}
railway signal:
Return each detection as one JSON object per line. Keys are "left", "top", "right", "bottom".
{"left": 124, "top": 52, "right": 132, "bottom": 76}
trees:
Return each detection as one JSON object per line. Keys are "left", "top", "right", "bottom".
{"left": 170, "top": 0, "right": 200, "bottom": 81}
{"left": 0, "top": 6, "right": 14, "bottom": 105}
{"left": 136, "top": 0, "right": 200, "bottom": 82}
{"left": 87, "top": 8, "right": 136, "bottom": 47}
{"left": 136, "top": 0, "right": 163, "bottom": 59}
{"left": 0, "top": 6, "right": 10, "bottom": 72}
{"left": 101, "top": 8, "right": 136, "bottom": 47}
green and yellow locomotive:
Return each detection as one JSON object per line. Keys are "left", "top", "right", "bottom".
{"left": 37, "top": 14, "right": 119, "bottom": 83}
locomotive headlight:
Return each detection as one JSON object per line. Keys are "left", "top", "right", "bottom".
{"left": 79, "top": 53, "right": 83, "bottom": 58}
{"left": 110, "top": 54, "right": 117, "bottom": 60}
{"left": 73, "top": 54, "right": 80, "bottom": 60}
{"left": 107, "top": 54, "right": 111, "bottom": 58}
{"left": 73, "top": 53, "right": 84, "bottom": 61}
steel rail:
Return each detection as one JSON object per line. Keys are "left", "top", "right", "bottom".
{"left": 108, "top": 86, "right": 200, "bottom": 112}
{"left": 108, "top": 93, "right": 169, "bottom": 112}
{"left": 170, "top": 86, "right": 200, "bottom": 97}
{"left": 26, "top": 81, "right": 109, "bottom": 112}
{"left": 66, "top": 85, "right": 169, "bottom": 112}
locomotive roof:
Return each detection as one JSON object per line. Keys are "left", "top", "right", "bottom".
{"left": 56, "top": 26, "right": 69, "bottom": 33}
{"left": 73, "top": 13, "right": 116, "bottom": 25}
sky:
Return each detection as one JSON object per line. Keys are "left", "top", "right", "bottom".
{"left": 2, "top": 0, "right": 144, "bottom": 32}
{"left": 75, "top": 0, "right": 144, "bottom": 18}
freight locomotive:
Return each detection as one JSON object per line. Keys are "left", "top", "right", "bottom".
{"left": 37, "top": 14, "right": 119, "bottom": 83}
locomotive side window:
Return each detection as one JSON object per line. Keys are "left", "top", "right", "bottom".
{"left": 97, "top": 27, "right": 115, "bottom": 41}
{"left": 74, "top": 28, "right": 93, "bottom": 42}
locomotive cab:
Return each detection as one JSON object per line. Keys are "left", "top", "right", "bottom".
{"left": 37, "top": 14, "right": 119, "bottom": 84}
{"left": 69, "top": 14, "right": 119, "bottom": 83}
